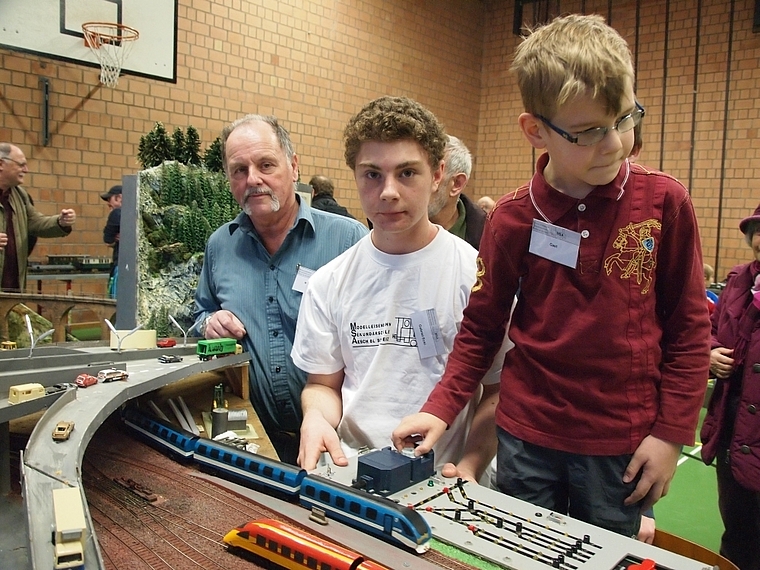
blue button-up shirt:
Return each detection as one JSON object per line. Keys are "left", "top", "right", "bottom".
{"left": 194, "top": 197, "right": 367, "bottom": 434}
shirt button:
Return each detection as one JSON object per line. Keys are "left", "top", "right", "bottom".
{"left": 748, "top": 404, "right": 757, "bottom": 414}
{"left": 581, "top": 230, "right": 590, "bottom": 238}
{"left": 578, "top": 203, "right": 586, "bottom": 212}
{"left": 268, "top": 296, "right": 274, "bottom": 303}
{"left": 740, "top": 445, "right": 751, "bottom": 454}
{"left": 270, "top": 265, "right": 275, "bottom": 271}
{"left": 273, "top": 331, "right": 279, "bottom": 337}
{"left": 275, "top": 366, "right": 281, "bottom": 373}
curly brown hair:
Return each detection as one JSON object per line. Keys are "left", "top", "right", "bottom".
{"left": 343, "top": 96, "right": 446, "bottom": 171}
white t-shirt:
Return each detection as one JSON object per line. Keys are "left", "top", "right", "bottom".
{"left": 292, "top": 227, "right": 503, "bottom": 471}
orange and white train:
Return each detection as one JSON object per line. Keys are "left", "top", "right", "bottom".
{"left": 223, "top": 518, "right": 391, "bottom": 570}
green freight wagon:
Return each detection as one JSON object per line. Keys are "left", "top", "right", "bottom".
{"left": 196, "top": 338, "right": 239, "bottom": 361}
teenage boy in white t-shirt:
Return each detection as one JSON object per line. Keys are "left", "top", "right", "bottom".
{"left": 291, "top": 96, "right": 510, "bottom": 480}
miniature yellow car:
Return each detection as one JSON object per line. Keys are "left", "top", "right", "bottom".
{"left": 53, "top": 421, "right": 75, "bottom": 442}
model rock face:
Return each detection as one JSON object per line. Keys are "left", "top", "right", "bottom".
{"left": 135, "top": 164, "right": 239, "bottom": 337}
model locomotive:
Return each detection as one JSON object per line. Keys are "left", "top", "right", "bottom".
{"left": 120, "top": 406, "right": 431, "bottom": 553}
{"left": 223, "top": 518, "right": 391, "bottom": 569}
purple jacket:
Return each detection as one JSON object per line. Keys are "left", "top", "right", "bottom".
{"left": 701, "top": 262, "right": 760, "bottom": 492}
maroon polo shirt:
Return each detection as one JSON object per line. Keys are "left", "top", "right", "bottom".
{"left": 422, "top": 154, "right": 710, "bottom": 455}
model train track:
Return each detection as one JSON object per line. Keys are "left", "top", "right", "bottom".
{"left": 84, "top": 461, "right": 255, "bottom": 569}
{"left": 84, "top": 445, "right": 281, "bottom": 521}
{"left": 83, "top": 433, "right": 482, "bottom": 570}
{"left": 89, "top": 502, "right": 176, "bottom": 570}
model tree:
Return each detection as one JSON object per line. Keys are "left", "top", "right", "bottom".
{"left": 137, "top": 122, "right": 173, "bottom": 169}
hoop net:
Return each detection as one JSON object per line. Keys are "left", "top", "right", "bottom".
{"left": 82, "top": 22, "right": 139, "bottom": 88}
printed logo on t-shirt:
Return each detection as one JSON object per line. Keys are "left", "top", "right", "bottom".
{"left": 603, "top": 219, "right": 661, "bottom": 294}
{"left": 350, "top": 317, "right": 418, "bottom": 347}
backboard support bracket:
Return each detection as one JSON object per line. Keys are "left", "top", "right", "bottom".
{"left": 39, "top": 77, "right": 50, "bottom": 146}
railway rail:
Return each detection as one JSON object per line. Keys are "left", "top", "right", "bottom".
{"left": 82, "top": 434, "right": 479, "bottom": 570}
{"left": 6, "top": 343, "right": 250, "bottom": 570}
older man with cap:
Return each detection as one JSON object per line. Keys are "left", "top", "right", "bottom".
{"left": 0, "top": 142, "right": 76, "bottom": 292}
{"left": 101, "top": 185, "right": 122, "bottom": 298}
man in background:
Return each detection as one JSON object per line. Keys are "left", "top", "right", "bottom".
{"left": 0, "top": 143, "right": 76, "bottom": 292}
{"left": 309, "top": 175, "right": 355, "bottom": 219}
{"left": 477, "top": 195, "right": 495, "bottom": 214}
{"left": 102, "top": 185, "right": 122, "bottom": 298}
{"left": 427, "top": 135, "right": 485, "bottom": 249}
{"left": 193, "top": 115, "right": 367, "bottom": 464}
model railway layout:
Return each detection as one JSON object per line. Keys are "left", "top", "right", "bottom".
{"left": 4, "top": 342, "right": 717, "bottom": 570}
{"left": 121, "top": 406, "right": 432, "bottom": 553}
{"left": 122, "top": 403, "right": 714, "bottom": 570}
{"left": 1, "top": 341, "right": 250, "bottom": 570}
{"left": 312, "top": 460, "right": 715, "bottom": 570}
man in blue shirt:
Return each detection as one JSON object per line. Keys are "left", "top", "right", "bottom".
{"left": 194, "top": 115, "right": 367, "bottom": 464}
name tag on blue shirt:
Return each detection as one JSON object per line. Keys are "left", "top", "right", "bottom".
{"left": 528, "top": 218, "right": 580, "bottom": 269}
{"left": 292, "top": 265, "right": 316, "bottom": 293}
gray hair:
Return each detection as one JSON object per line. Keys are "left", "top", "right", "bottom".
{"left": 444, "top": 135, "right": 472, "bottom": 179}
{"left": 221, "top": 115, "right": 296, "bottom": 172}
{"left": 0, "top": 143, "right": 12, "bottom": 160}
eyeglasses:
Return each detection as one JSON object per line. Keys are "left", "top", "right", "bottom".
{"left": 536, "top": 102, "right": 646, "bottom": 147}
{"left": 1, "top": 157, "right": 28, "bottom": 169}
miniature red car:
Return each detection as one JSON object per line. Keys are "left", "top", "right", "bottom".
{"left": 157, "top": 338, "right": 177, "bottom": 348}
{"left": 75, "top": 374, "right": 98, "bottom": 388}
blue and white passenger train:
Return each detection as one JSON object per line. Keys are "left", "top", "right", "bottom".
{"left": 120, "top": 406, "right": 431, "bottom": 553}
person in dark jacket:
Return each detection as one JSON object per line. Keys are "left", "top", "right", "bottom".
{"left": 0, "top": 143, "right": 76, "bottom": 292}
{"left": 427, "top": 135, "right": 485, "bottom": 250}
{"left": 701, "top": 201, "right": 760, "bottom": 570}
{"left": 101, "top": 185, "right": 122, "bottom": 298}
{"left": 309, "top": 175, "right": 355, "bottom": 219}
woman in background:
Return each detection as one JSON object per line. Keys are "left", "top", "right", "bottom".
{"left": 701, "top": 202, "right": 760, "bottom": 570}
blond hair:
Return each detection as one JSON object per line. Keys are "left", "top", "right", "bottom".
{"left": 511, "top": 14, "right": 634, "bottom": 118}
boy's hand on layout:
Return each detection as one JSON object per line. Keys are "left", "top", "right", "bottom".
{"left": 441, "top": 463, "right": 478, "bottom": 484}
{"left": 391, "top": 413, "right": 448, "bottom": 457}
{"left": 622, "top": 435, "right": 681, "bottom": 511}
{"left": 637, "top": 515, "right": 656, "bottom": 544}
{"left": 297, "top": 411, "right": 347, "bottom": 470}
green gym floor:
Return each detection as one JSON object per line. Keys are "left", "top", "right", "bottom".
{"left": 655, "top": 407, "right": 723, "bottom": 553}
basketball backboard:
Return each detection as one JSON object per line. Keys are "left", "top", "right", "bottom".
{"left": 0, "top": 0, "right": 177, "bottom": 83}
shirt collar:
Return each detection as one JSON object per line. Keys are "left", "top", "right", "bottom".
{"left": 448, "top": 197, "right": 467, "bottom": 240}
{"left": 528, "top": 153, "right": 630, "bottom": 224}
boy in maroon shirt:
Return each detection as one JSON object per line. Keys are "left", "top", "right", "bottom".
{"left": 393, "top": 14, "right": 710, "bottom": 538}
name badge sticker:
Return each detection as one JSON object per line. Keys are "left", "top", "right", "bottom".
{"left": 410, "top": 309, "right": 446, "bottom": 359}
{"left": 528, "top": 219, "right": 581, "bottom": 268}
{"left": 292, "top": 265, "right": 316, "bottom": 293}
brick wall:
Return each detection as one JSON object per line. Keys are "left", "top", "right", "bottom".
{"left": 1, "top": 0, "right": 758, "bottom": 296}
{"left": 479, "top": 0, "right": 760, "bottom": 282}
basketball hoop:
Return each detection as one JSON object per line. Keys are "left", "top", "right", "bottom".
{"left": 82, "top": 22, "right": 139, "bottom": 88}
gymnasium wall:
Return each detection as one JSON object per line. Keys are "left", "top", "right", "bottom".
{"left": 1, "top": 0, "right": 758, "bottom": 296}
{"left": 480, "top": 0, "right": 760, "bottom": 282}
